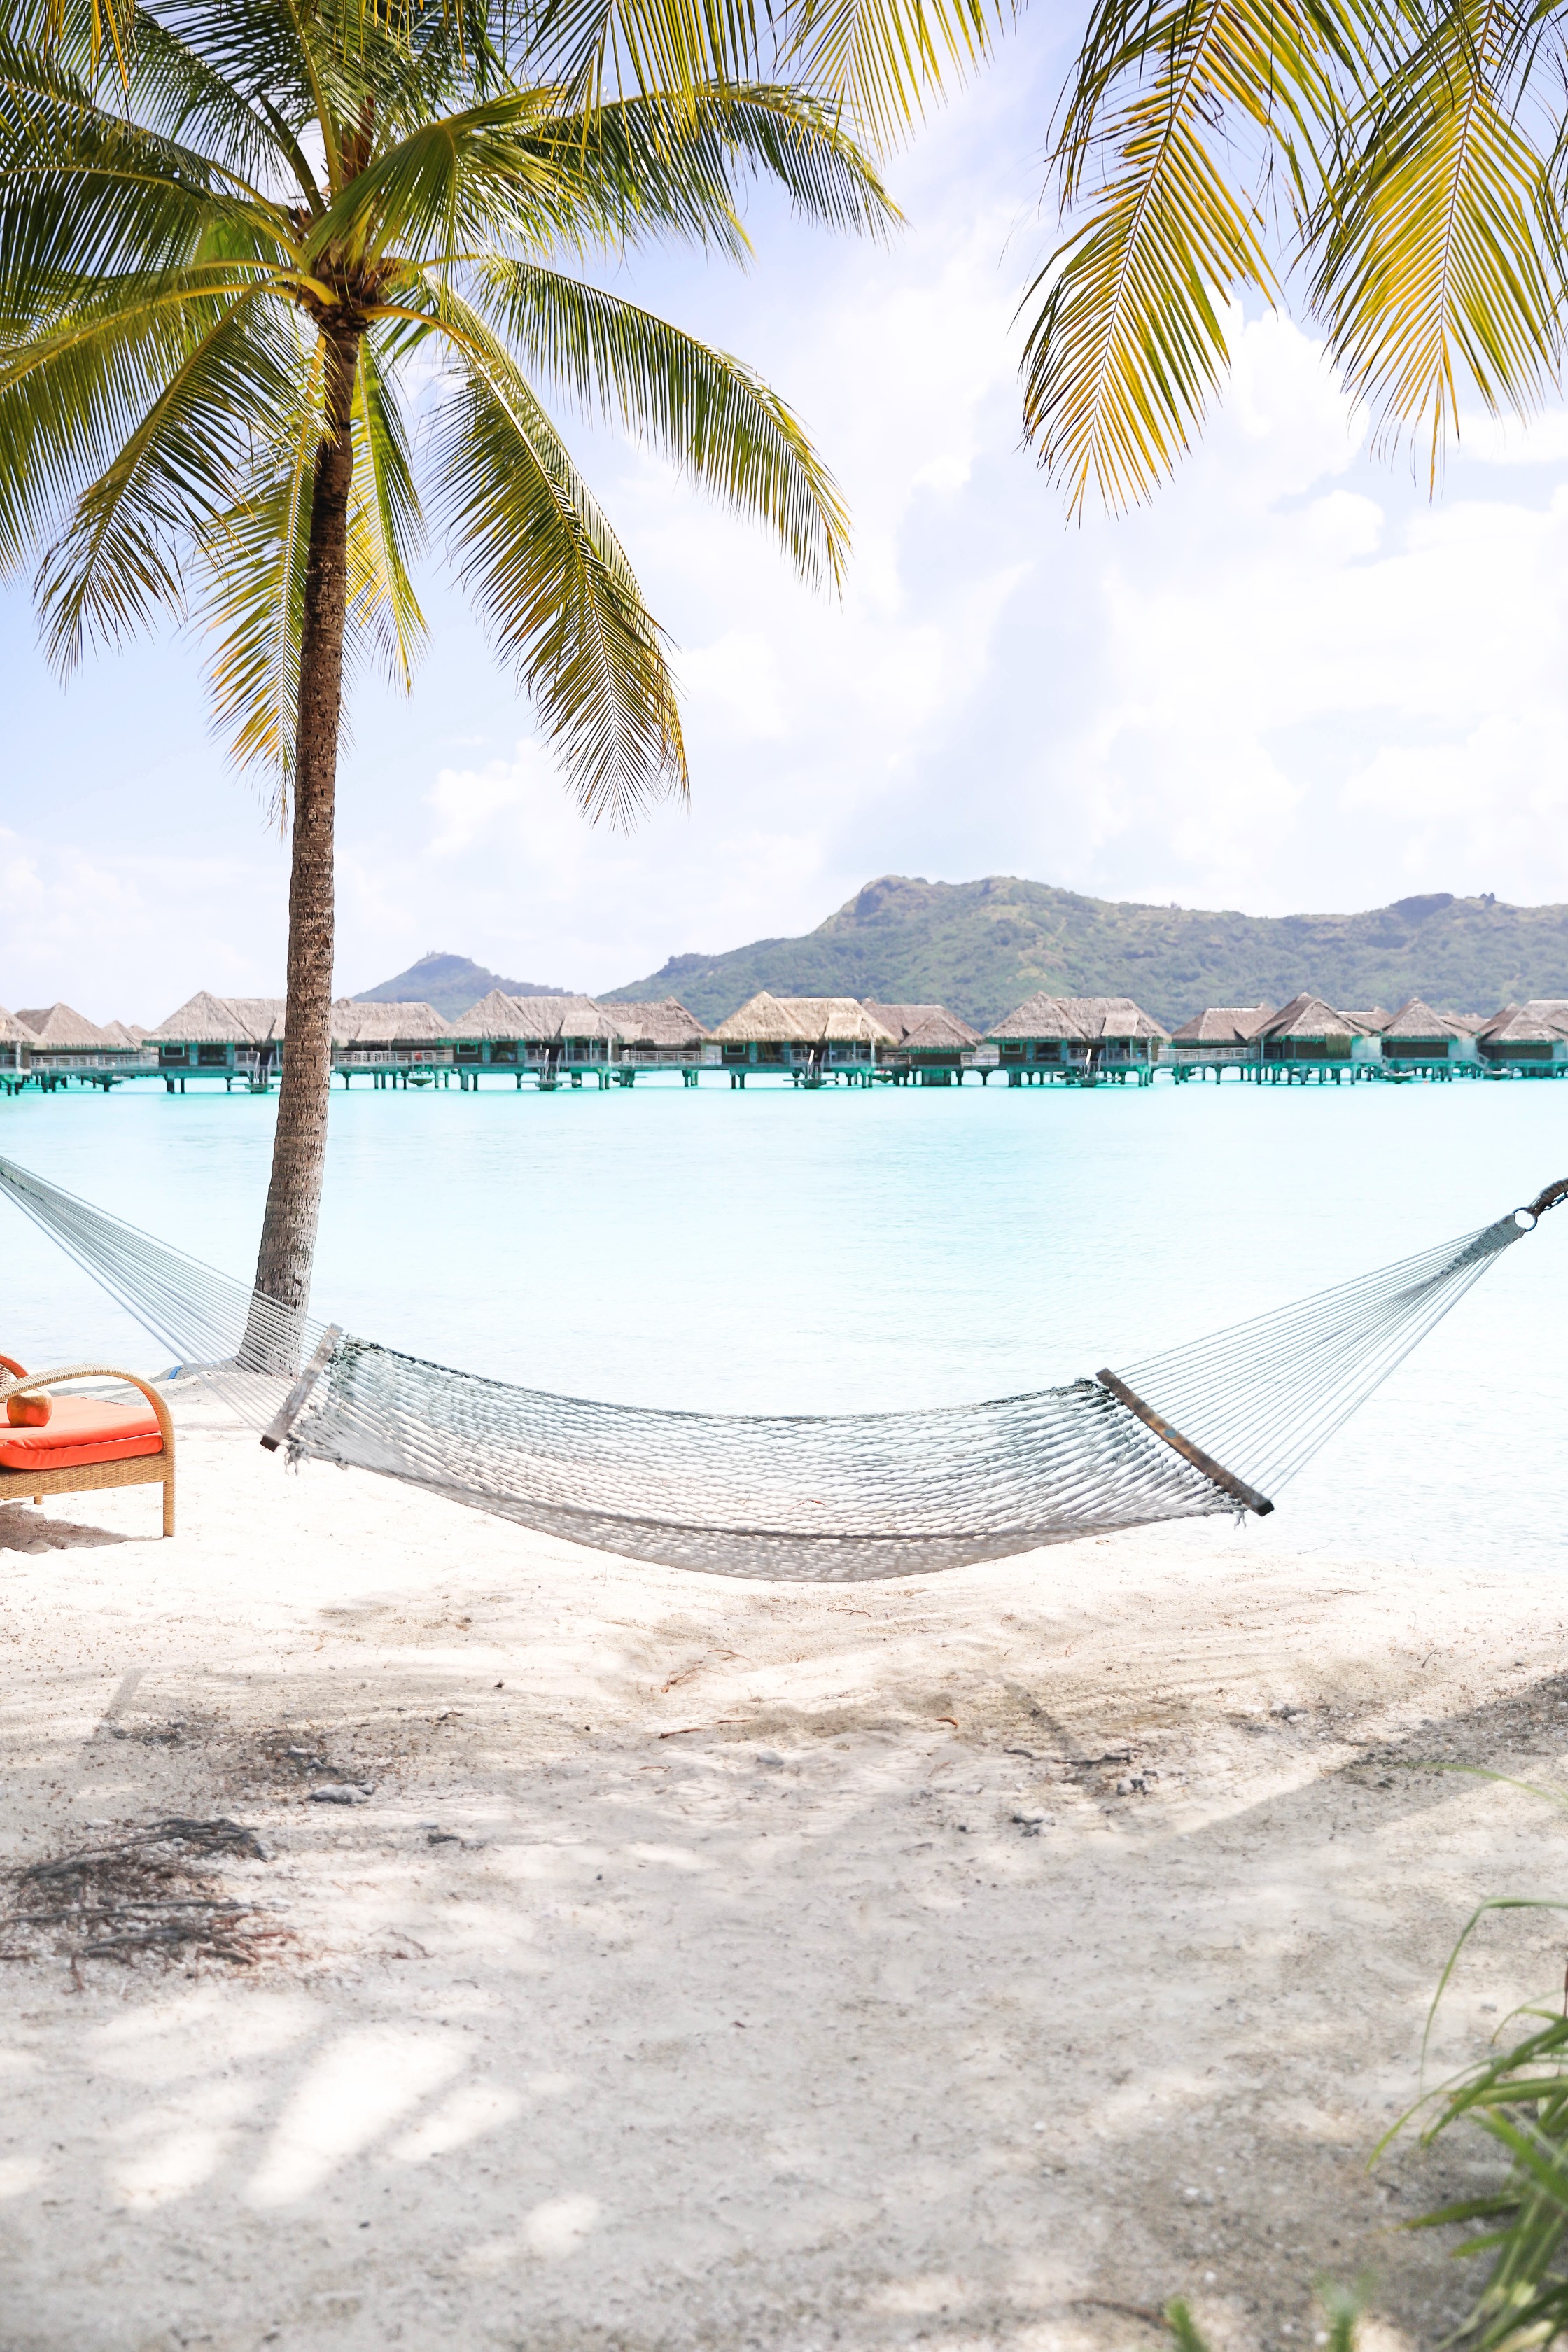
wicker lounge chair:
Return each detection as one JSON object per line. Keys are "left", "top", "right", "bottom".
{"left": 0, "top": 1357, "right": 175, "bottom": 1535}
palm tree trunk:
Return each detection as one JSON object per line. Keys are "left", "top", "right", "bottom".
{"left": 251, "top": 329, "right": 360, "bottom": 1361}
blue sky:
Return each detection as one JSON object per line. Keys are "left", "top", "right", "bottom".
{"left": 6, "top": 19, "right": 1568, "bottom": 1026}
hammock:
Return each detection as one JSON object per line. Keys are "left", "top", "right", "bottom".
{"left": 0, "top": 1152, "right": 1560, "bottom": 1581}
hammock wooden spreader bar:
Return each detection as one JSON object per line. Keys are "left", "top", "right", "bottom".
{"left": 0, "top": 1152, "right": 1560, "bottom": 1579}
{"left": 1094, "top": 1368, "right": 1275, "bottom": 1516}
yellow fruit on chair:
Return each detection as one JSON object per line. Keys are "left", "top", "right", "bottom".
{"left": 6, "top": 1392, "right": 50, "bottom": 1427}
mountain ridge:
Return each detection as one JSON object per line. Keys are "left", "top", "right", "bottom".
{"left": 597, "top": 875, "right": 1568, "bottom": 1029}
{"left": 360, "top": 876, "right": 1568, "bottom": 1031}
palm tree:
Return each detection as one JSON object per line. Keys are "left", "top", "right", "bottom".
{"left": 1022, "top": 0, "right": 1566, "bottom": 514}
{"left": 0, "top": 0, "right": 997, "bottom": 1354}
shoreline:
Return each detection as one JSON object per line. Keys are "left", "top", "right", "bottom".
{"left": 4, "top": 1394, "right": 1568, "bottom": 2348}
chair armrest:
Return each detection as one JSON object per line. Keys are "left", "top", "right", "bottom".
{"left": 0, "top": 1365, "right": 175, "bottom": 1455}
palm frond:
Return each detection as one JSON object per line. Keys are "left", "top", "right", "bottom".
{"left": 524, "top": 0, "right": 1002, "bottom": 147}
{"left": 531, "top": 83, "right": 898, "bottom": 246}
{"left": 34, "top": 289, "right": 293, "bottom": 666}
{"left": 1310, "top": 0, "right": 1562, "bottom": 481}
{"left": 349, "top": 326, "right": 426, "bottom": 691}
{"left": 198, "top": 333, "right": 321, "bottom": 789}
{"left": 431, "top": 308, "right": 685, "bottom": 823}
{"left": 1023, "top": 0, "right": 1354, "bottom": 514}
{"left": 778, "top": 0, "right": 1003, "bottom": 149}
{"left": 482, "top": 258, "right": 848, "bottom": 584}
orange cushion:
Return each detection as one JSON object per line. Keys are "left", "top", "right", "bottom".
{"left": 0, "top": 1394, "right": 163, "bottom": 1472}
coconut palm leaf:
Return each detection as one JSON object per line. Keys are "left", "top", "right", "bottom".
{"left": 1023, "top": 0, "right": 1355, "bottom": 512}
{"left": 33, "top": 290, "right": 300, "bottom": 662}
{"left": 1310, "top": 0, "right": 1563, "bottom": 480}
{"left": 480, "top": 259, "right": 850, "bottom": 583}
{"left": 433, "top": 318, "right": 685, "bottom": 820}
{"left": 528, "top": 0, "right": 1004, "bottom": 144}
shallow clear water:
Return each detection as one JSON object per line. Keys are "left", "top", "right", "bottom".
{"left": 3, "top": 1077, "right": 1564, "bottom": 1574}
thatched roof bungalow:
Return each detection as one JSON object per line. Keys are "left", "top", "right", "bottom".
{"left": 713, "top": 993, "right": 895, "bottom": 1074}
{"left": 0, "top": 1005, "right": 31, "bottom": 1074}
{"left": 447, "top": 990, "right": 617, "bottom": 1072}
{"left": 862, "top": 1003, "right": 981, "bottom": 1072}
{"left": 986, "top": 993, "right": 1167, "bottom": 1077}
{"left": 330, "top": 1000, "right": 451, "bottom": 1082}
{"left": 1250, "top": 995, "right": 1377, "bottom": 1068}
{"left": 13, "top": 1002, "right": 146, "bottom": 1073}
{"left": 1380, "top": 997, "right": 1479, "bottom": 1066}
{"left": 1478, "top": 1000, "right": 1568, "bottom": 1070}
{"left": 601, "top": 1000, "right": 712, "bottom": 1065}
{"left": 1168, "top": 1005, "right": 1274, "bottom": 1071}
{"left": 144, "top": 993, "right": 285, "bottom": 1078}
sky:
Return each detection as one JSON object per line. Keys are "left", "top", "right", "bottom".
{"left": 6, "top": 22, "right": 1568, "bottom": 1026}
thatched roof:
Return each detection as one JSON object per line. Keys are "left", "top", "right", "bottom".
{"left": 1479, "top": 1000, "right": 1568, "bottom": 1044}
{"left": 15, "top": 1002, "right": 111, "bottom": 1049}
{"left": 446, "top": 988, "right": 538, "bottom": 1040}
{"left": 1170, "top": 1004, "right": 1273, "bottom": 1046}
{"left": 0, "top": 1006, "right": 33, "bottom": 1046}
{"left": 1382, "top": 997, "right": 1469, "bottom": 1042}
{"left": 987, "top": 993, "right": 1168, "bottom": 1044}
{"left": 227, "top": 996, "right": 286, "bottom": 1044}
{"left": 331, "top": 998, "right": 450, "bottom": 1046}
{"left": 601, "top": 999, "right": 710, "bottom": 1047}
{"left": 713, "top": 993, "right": 897, "bottom": 1044}
{"left": 1252, "top": 993, "right": 1364, "bottom": 1043}
{"left": 862, "top": 1002, "right": 981, "bottom": 1051}
{"left": 447, "top": 990, "right": 617, "bottom": 1042}
{"left": 986, "top": 993, "right": 1087, "bottom": 1042}
{"left": 144, "top": 991, "right": 236, "bottom": 1044}
{"left": 144, "top": 992, "right": 284, "bottom": 1045}
{"left": 97, "top": 1020, "right": 145, "bottom": 1051}
{"left": 711, "top": 990, "right": 799, "bottom": 1042}
{"left": 1340, "top": 1007, "right": 1391, "bottom": 1033}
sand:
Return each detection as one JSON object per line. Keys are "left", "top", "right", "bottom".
{"left": 4, "top": 1385, "right": 1568, "bottom": 2352}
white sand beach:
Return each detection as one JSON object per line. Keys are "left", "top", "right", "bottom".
{"left": 4, "top": 1386, "right": 1568, "bottom": 2352}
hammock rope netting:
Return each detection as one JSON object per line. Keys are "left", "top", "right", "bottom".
{"left": 1, "top": 1153, "right": 1561, "bottom": 1581}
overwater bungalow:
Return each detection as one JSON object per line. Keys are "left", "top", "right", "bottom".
{"left": 0, "top": 1007, "right": 31, "bottom": 1088}
{"left": 862, "top": 1003, "right": 983, "bottom": 1083}
{"left": 144, "top": 993, "right": 285, "bottom": 1086}
{"left": 447, "top": 990, "right": 618, "bottom": 1084}
{"left": 1379, "top": 997, "right": 1479, "bottom": 1074}
{"left": 1477, "top": 1001, "right": 1568, "bottom": 1073}
{"left": 1250, "top": 995, "right": 1379, "bottom": 1080}
{"left": 15, "top": 1002, "right": 146, "bottom": 1087}
{"left": 331, "top": 1000, "right": 452, "bottom": 1086}
{"left": 985, "top": 994, "right": 1167, "bottom": 1083}
{"left": 600, "top": 1000, "right": 713, "bottom": 1083}
{"left": 1168, "top": 1004, "right": 1275, "bottom": 1079}
{"left": 712, "top": 993, "right": 895, "bottom": 1084}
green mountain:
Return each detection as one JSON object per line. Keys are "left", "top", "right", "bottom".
{"left": 356, "top": 951, "right": 569, "bottom": 1019}
{"left": 600, "top": 874, "right": 1568, "bottom": 1030}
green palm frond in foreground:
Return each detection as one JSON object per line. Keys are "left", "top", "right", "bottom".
{"left": 1026, "top": 0, "right": 1568, "bottom": 512}
{"left": 0, "top": 0, "right": 1004, "bottom": 1320}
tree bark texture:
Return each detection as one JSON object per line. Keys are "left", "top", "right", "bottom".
{"left": 251, "top": 330, "right": 360, "bottom": 1352}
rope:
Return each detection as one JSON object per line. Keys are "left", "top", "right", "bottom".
{"left": 0, "top": 1153, "right": 1553, "bottom": 1581}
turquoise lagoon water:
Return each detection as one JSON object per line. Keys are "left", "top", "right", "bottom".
{"left": 2, "top": 1077, "right": 1564, "bottom": 1575}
